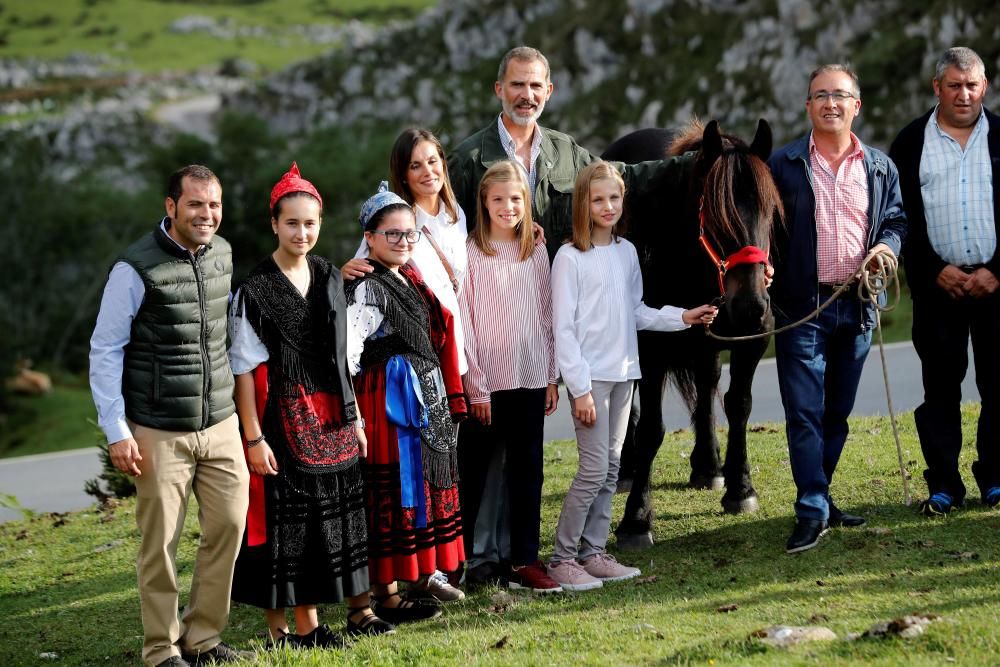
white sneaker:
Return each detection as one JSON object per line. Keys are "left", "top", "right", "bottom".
{"left": 580, "top": 552, "right": 641, "bottom": 582}
{"left": 547, "top": 560, "right": 603, "bottom": 592}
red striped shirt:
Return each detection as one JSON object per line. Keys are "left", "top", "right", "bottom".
{"left": 810, "top": 132, "right": 870, "bottom": 284}
{"left": 458, "top": 239, "right": 557, "bottom": 404}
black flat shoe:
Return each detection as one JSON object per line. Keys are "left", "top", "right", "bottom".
{"left": 298, "top": 623, "right": 345, "bottom": 649}
{"left": 346, "top": 606, "right": 396, "bottom": 637}
{"left": 373, "top": 594, "right": 442, "bottom": 624}
{"left": 785, "top": 518, "right": 829, "bottom": 554}
{"left": 829, "top": 503, "right": 866, "bottom": 527}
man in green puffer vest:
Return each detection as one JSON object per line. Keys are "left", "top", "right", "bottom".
{"left": 89, "top": 165, "right": 250, "bottom": 667}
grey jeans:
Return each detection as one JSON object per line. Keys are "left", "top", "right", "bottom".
{"left": 553, "top": 380, "right": 634, "bottom": 562}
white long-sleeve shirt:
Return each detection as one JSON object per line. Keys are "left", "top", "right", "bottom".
{"left": 551, "top": 238, "right": 689, "bottom": 398}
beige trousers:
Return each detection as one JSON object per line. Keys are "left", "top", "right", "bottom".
{"left": 131, "top": 413, "right": 249, "bottom": 667}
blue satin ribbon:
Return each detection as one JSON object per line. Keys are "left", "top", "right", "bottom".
{"left": 385, "top": 355, "right": 428, "bottom": 528}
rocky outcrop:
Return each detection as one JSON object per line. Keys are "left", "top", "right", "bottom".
{"left": 225, "top": 0, "right": 1000, "bottom": 149}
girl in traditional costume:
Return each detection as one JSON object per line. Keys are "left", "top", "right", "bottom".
{"left": 228, "top": 164, "right": 393, "bottom": 645}
{"left": 345, "top": 183, "right": 467, "bottom": 624}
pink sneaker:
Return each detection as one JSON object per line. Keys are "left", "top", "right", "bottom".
{"left": 546, "top": 560, "right": 603, "bottom": 592}
{"left": 580, "top": 552, "right": 641, "bottom": 582}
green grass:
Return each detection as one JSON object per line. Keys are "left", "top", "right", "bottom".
{"left": 0, "top": 0, "right": 436, "bottom": 73}
{"left": 2, "top": 405, "right": 997, "bottom": 665}
{"left": 0, "top": 376, "right": 97, "bottom": 458}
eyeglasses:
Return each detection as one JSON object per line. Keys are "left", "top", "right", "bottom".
{"left": 808, "top": 90, "right": 856, "bottom": 103}
{"left": 370, "top": 229, "right": 422, "bottom": 245}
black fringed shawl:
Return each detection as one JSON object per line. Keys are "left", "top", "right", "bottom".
{"left": 345, "top": 260, "right": 459, "bottom": 487}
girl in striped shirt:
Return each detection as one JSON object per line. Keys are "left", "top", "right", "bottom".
{"left": 547, "top": 161, "right": 717, "bottom": 591}
{"left": 458, "top": 160, "right": 563, "bottom": 594}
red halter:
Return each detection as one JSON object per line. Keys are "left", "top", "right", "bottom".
{"left": 698, "top": 203, "right": 770, "bottom": 296}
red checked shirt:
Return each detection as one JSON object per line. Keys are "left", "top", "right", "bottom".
{"left": 810, "top": 132, "right": 870, "bottom": 284}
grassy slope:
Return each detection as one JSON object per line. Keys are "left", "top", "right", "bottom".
{"left": 1, "top": 406, "right": 997, "bottom": 666}
{"left": 0, "top": 0, "right": 435, "bottom": 73}
{"left": 0, "top": 376, "right": 96, "bottom": 458}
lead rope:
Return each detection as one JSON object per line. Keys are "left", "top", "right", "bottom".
{"left": 705, "top": 247, "right": 912, "bottom": 505}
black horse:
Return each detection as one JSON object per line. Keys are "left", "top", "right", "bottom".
{"left": 601, "top": 119, "right": 783, "bottom": 549}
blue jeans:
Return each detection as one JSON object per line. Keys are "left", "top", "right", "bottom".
{"left": 775, "top": 297, "right": 872, "bottom": 521}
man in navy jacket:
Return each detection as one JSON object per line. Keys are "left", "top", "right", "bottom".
{"left": 889, "top": 47, "right": 1000, "bottom": 515}
{"left": 768, "top": 64, "right": 907, "bottom": 553}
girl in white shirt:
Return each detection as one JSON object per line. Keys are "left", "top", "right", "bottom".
{"left": 547, "top": 161, "right": 717, "bottom": 591}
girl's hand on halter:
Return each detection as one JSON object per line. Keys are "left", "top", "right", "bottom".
{"left": 544, "top": 383, "right": 559, "bottom": 416}
{"left": 682, "top": 304, "right": 718, "bottom": 326}
{"left": 472, "top": 401, "right": 492, "bottom": 426}
{"left": 572, "top": 392, "right": 597, "bottom": 427}
{"left": 341, "top": 258, "right": 374, "bottom": 281}
{"left": 764, "top": 263, "right": 775, "bottom": 289}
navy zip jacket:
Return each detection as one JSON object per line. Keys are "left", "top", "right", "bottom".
{"left": 767, "top": 134, "right": 908, "bottom": 332}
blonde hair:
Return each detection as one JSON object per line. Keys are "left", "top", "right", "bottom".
{"left": 571, "top": 161, "right": 626, "bottom": 251}
{"left": 472, "top": 161, "right": 536, "bottom": 261}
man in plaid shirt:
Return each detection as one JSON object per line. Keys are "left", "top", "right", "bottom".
{"left": 890, "top": 47, "right": 1000, "bottom": 516}
{"left": 768, "top": 64, "right": 907, "bottom": 554}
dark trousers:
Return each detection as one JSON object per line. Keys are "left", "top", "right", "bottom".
{"left": 775, "top": 297, "right": 870, "bottom": 521}
{"left": 912, "top": 288, "right": 1000, "bottom": 502}
{"left": 457, "top": 387, "right": 546, "bottom": 567}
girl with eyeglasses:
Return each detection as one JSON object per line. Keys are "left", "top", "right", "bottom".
{"left": 456, "top": 161, "right": 563, "bottom": 594}
{"left": 344, "top": 183, "right": 468, "bottom": 627}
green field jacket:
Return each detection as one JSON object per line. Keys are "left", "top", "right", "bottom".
{"left": 448, "top": 119, "right": 691, "bottom": 259}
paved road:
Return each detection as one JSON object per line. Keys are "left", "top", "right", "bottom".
{"left": 0, "top": 341, "right": 979, "bottom": 523}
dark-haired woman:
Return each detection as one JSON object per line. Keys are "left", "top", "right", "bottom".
{"left": 228, "top": 164, "right": 392, "bottom": 645}
{"left": 345, "top": 183, "right": 467, "bottom": 624}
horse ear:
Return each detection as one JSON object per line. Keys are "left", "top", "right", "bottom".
{"left": 702, "top": 120, "right": 723, "bottom": 162}
{"left": 749, "top": 119, "right": 772, "bottom": 161}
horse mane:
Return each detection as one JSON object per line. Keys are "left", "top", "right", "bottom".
{"left": 668, "top": 118, "right": 708, "bottom": 157}
{"left": 670, "top": 119, "right": 784, "bottom": 251}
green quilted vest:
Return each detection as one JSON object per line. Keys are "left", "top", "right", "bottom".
{"left": 119, "top": 222, "right": 235, "bottom": 431}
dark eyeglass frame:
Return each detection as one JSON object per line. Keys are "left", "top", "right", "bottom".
{"left": 808, "top": 90, "right": 856, "bottom": 103}
{"left": 370, "top": 229, "right": 422, "bottom": 245}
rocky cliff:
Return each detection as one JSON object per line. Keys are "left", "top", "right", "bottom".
{"left": 225, "top": 0, "right": 1000, "bottom": 150}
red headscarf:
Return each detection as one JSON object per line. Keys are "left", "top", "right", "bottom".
{"left": 269, "top": 162, "right": 323, "bottom": 211}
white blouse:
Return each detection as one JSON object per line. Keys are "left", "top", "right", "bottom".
{"left": 551, "top": 238, "right": 689, "bottom": 398}
{"left": 227, "top": 287, "right": 269, "bottom": 375}
{"left": 353, "top": 200, "right": 469, "bottom": 374}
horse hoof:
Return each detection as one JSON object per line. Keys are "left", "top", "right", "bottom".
{"left": 689, "top": 474, "right": 725, "bottom": 491}
{"left": 616, "top": 477, "right": 633, "bottom": 494}
{"left": 721, "top": 494, "right": 760, "bottom": 515}
{"left": 616, "top": 531, "right": 654, "bottom": 551}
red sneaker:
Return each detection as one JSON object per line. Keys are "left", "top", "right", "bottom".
{"left": 508, "top": 561, "right": 563, "bottom": 594}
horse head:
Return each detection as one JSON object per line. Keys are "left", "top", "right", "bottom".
{"left": 671, "top": 119, "right": 784, "bottom": 334}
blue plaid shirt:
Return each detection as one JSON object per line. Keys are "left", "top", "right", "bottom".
{"left": 920, "top": 107, "right": 996, "bottom": 266}
{"left": 497, "top": 114, "right": 542, "bottom": 202}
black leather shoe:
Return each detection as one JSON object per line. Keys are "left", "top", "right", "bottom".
{"left": 785, "top": 518, "right": 829, "bottom": 554}
{"left": 155, "top": 658, "right": 191, "bottom": 667}
{"left": 182, "top": 642, "right": 254, "bottom": 665}
{"left": 829, "top": 504, "right": 866, "bottom": 527}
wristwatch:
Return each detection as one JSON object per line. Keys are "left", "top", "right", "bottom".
{"left": 355, "top": 418, "right": 366, "bottom": 429}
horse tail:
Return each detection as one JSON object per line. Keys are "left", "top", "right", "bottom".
{"left": 666, "top": 365, "right": 698, "bottom": 414}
